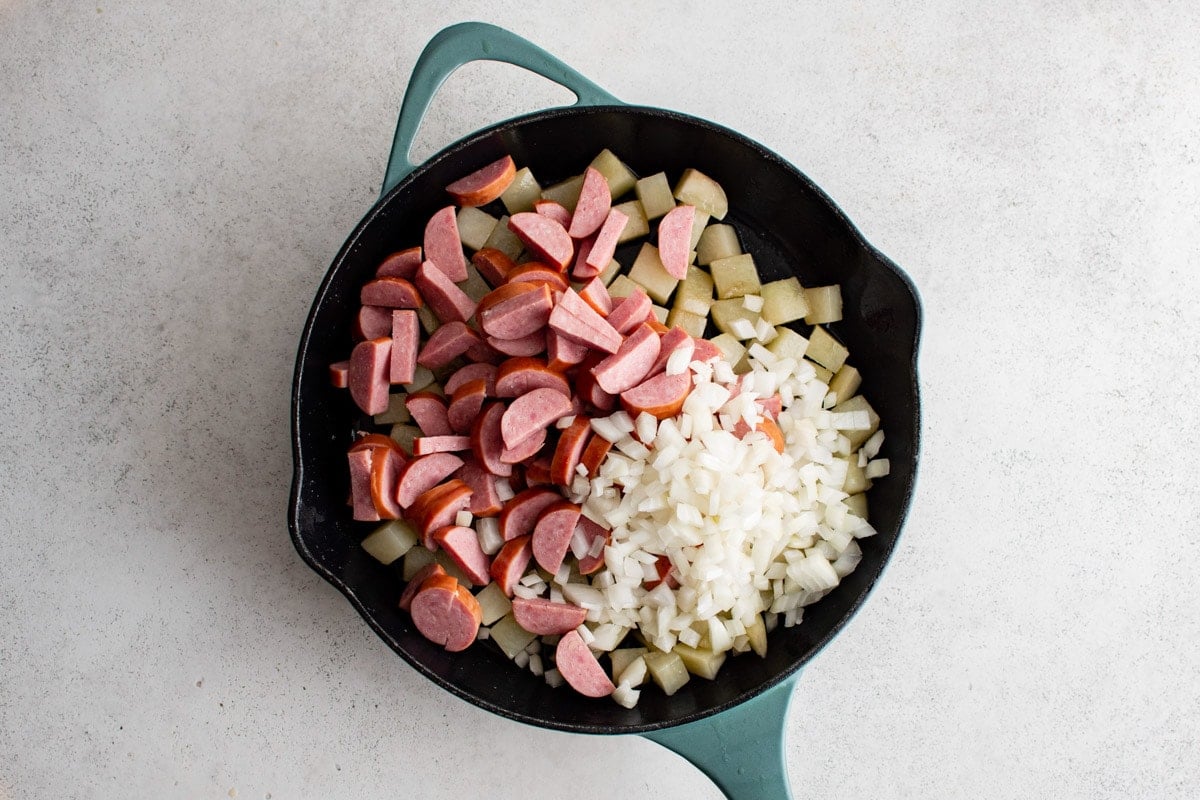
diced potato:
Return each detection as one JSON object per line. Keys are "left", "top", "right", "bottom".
{"left": 688, "top": 210, "right": 710, "bottom": 251}
{"left": 590, "top": 149, "right": 638, "bottom": 199}
{"left": 843, "top": 492, "right": 869, "bottom": 519}
{"left": 804, "top": 284, "right": 844, "bottom": 324}
{"left": 760, "top": 278, "right": 810, "bottom": 325}
{"left": 806, "top": 325, "right": 849, "bottom": 371}
{"left": 388, "top": 423, "right": 420, "bottom": 453}
{"left": 695, "top": 224, "right": 742, "bottom": 266}
{"left": 628, "top": 243, "right": 679, "bottom": 305}
{"left": 361, "top": 519, "right": 418, "bottom": 565}
{"left": 635, "top": 172, "right": 675, "bottom": 219}
{"left": 456, "top": 206, "right": 498, "bottom": 251}
{"left": 500, "top": 167, "right": 542, "bottom": 214}
{"left": 807, "top": 359, "right": 833, "bottom": 383}
{"left": 416, "top": 304, "right": 439, "bottom": 336}
{"left": 617, "top": 655, "right": 648, "bottom": 687}
{"left": 672, "top": 265, "right": 714, "bottom": 317}
{"left": 709, "top": 333, "right": 746, "bottom": 366}
{"left": 765, "top": 327, "right": 809, "bottom": 361}
{"left": 402, "top": 364, "right": 435, "bottom": 393}
{"left": 828, "top": 364, "right": 862, "bottom": 405}
{"left": 673, "top": 168, "right": 728, "bottom": 220}
{"left": 371, "top": 394, "right": 407, "bottom": 426}
{"left": 401, "top": 545, "right": 436, "bottom": 580}
{"left": 710, "top": 254, "right": 761, "bottom": 299}
{"left": 599, "top": 258, "right": 622, "bottom": 286}
{"left": 489, "top": 614, "right": 538, "bottom": 659}
{"left": 432, "top": 549, "right": 471, "bottom": 585}
{"left": 482, "top": 215, "right": 524, "bottom": 261}
{"left": 672, "top": 643, "right": 727, "bottom": 680}
{"left": 732, "top": 353, "right": 752, "bottom": 375}
{"left": 458, "top": 265, "right": 492, "bottom": 303}
{"left": 609, "top": 647, "right": 647, "bottom": 679}
{"left": 667, "top": 307, "right": 707, "bottom": 338}
{"left": 614, "top": 200, "right": 650, "bottom": 244}
{"left": 540, "top": 174, "right": 584, "bottom": 213}
{"left": 644, "top": 650, "right": 690, "bottom": 696}
{"left": 745, "top": 614, "right": 768, "bottom": 658}
{"left": 650, "top": 304, "right": 668, "bottom": 324}
{"left": 840, "top": 456, "right": 872, "bottom": 495}
{"left": 710, "top": 298, "right": 761, "bottom": 340}
{"left": 474, "top": 583, "right": 512, "bottom": 626}
{"left": 607, "top": 274, "right": 640, "bottom": 300}
{"left": 833, "top": 395, "right": 880, "bottom": 448}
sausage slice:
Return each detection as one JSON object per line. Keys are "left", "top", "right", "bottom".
{"left": 656, "top": 204, "right": 696, "bottom": 279}
{"left": 500, "top": 387, "right": 574, "bottom": 449}
{"left": 511, "top": 597, "right": 588, "bottom": 636}
{"left": 567, "top": 167, "right": 612, "bottom": 239}
{"left": 446, "top": 155, "right": 516, "bottom": 207}
{"left": 531, "top": 500, "right": 581, "bottom": 574}
{"left": 555, "top": 630, "right": 615, "bottom": 697}
{"left": 507, "top": 212, "right": 573, "bottom": 270}
{"left": 423, "top": 206, "right": 468, "bottom": 281}
{"left": 410, "top": 573, "right": 481, "bottom": 652}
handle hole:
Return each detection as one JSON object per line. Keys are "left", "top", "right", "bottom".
{"left": 408, "top": 60, "right": 576, "bottom": 164}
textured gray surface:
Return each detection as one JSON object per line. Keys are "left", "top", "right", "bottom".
{"left": 2, "top": 2, "right": 1198, "bottom": 798}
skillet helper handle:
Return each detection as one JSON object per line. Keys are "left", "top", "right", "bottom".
{"left": 382, "top": 21, "right": 622, "bottom": 196}
{"left": 641, "top": 674, "right": 799, "bottom": 800}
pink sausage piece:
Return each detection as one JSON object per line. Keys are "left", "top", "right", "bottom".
{"left": 578, "top": 277, "right": 613, "bottom": 316}
{"left": 465, "top": 339, "right": 503, "bottom": 364}
{"left": 406, "top": 392, "right": 452, "bottom": 437}
{"left": 548, "top": 291, "right": 623, "bottom": 354}
{"left": 511, "top": 597, "right": 588, "bottom": 636}
{"left": 470, "top": 402, "right": 514, "bottom": 478}
{"left": 591, "top": 323, "right": 662, "bottom": 395}
{"left": 500, "top": 387, "right": 575, "bottom": 449}
{"left": 568, "top": 167, "right": 612, "bottom": 239}
{"left": 550, "top": 416, "right": 592, "bottom": 486}
{"left": 376, "top": 246, "right": 423, "bottom": 279}
{"left": 399, "top": 563, "right": 445, "bottom": 611}
{"left": 498, "top": 487, "right": 562, "bottom": 542}
{"left": 495, "top": 357, "right": 570, "bottom": 398}
{"left": 489, "top": 535, "right": 532, "bottom": 596}
{"left": 347, "top": 448, "right": 379, "bottom": 521}
{"left": 757, "top": 394, "right": 783, "bottom": 419}
{"left": 556, "top": 630, "right": 615, "bottom": 697}
{"left": 433, "top": 525, "right": 491, "bottom": 586}
{"left": 390, "top": 310, "right": 419, "bottom": 385}
{"left": 570, "top": 233, "right": 599, "bottom": 281}
{"left": 417, "top": 320, "right": 481, "bottom": 370}
{"left": 329, "top": 360, "right": 350, "bottom": 389}
{"left": 646, "top": 326, "right": 694, "bottom": 377}
{"left": 410, "top": 574, "right": 481, "bottom": 652}
{"left": 486, "top": 331, "right": 546, "bottom": 357}
{"left": 534, "top": 199, "right": 572, "bottom": 229}
{"left": 361, "top": 277, "right": 422, "bottom": 309}
{"left": 356, "top": 304, "right": 394, "bottom": 340}
{"left": 531, "top": 501, "right": 580, "bottom": 574}
{"left": 583, "top": 207, "right": 629, "bottom": 273}
{"left": 657, "top": 204, "right": 696, "bottom": 280}
{"left": 394, "top": 452, "right": 465, "bottom": 508}
{"left": 348, "top": 337, "right": 392, "bottom": 415}
{"left": 447, "top": 379, "right": 488, "bottom": 434}
{"left": 620, "top": 370, "right": 693, "bottom": 421}
{"left": 546, "top": 330, "right": 589, "bottom": 371}
{"left": 507, "top": 212, "right": 574, "bottom": 271}
{"left": 606, "top": 287, "right": 652, "bottom": 336}
{"left": 500, "top": 426, "right": 546, "bottom": 464}
{"left": 457, "top": 461, "right": 502, "bottom": 517}
{"left": 415, "top": 261, "right": 476, "bottom": 324}
{"left": 423, "top": 206, "right": 468, "bottom": 282}
{"left": 413, "top": 435, "right": 472, "bottom": 456}
{"left": 370, "top": 446, "right": 405, "bottom": 519}
{"left": 478, "top": 282, "right": 554, "bottom": 340}
{"left": 691, "top": 337, "right": 721, "bottom": 362}
{"left": 446, "top": 155, "right": 516, "bottom": 207}
{"left": 445, "top": 362, "right": 498, "bottom": 396}
{"left": 576, "top": 516, "right": 611, "bottom": 575}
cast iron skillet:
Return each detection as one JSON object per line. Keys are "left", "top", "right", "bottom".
{"left": 289, "top": 22, "right": 921, "bottom": 800}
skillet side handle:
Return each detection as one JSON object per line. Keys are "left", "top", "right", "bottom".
{"left": 382, "top": 21, "right": 622, "bottom": 196}
{"left": 641, "top": 674, "right": 798, "bottom": 800}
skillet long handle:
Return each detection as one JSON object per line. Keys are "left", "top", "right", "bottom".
{"left": 641, "top": 674, "right": 799, "bottom": 800}
{"left": 382, "top": 21, "right": 621, "bottom": 196}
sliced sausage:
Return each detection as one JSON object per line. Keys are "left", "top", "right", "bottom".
{"left": 486, "top": 331, "right": 546, "bottom": 357}
{"left": 424, "top": 206, "right": 468, "bottom": 282}
{"left": 355, "top": 304, "right": 394, "bottom": 340}
{"left": 369, "top": 446, "right": 404, "bottom": 519}
{"left": 576, "top": 353, "right": 616, "bottom": 413}
{"left": 500, "top": 387, "right": 575, "bottom": 449}
{"left": 444, "top": 362, "right": 498, "bottom": 396}
{"left": 489, "top": 535, "right": 532, "bottom": 596}
{"left": 361, "top": 277, "right": 422, "bottom": 309}
{"left": 647, "top": 326, "right": 694, "bottom": 377}
{"left": 644, "top": 554, "right": 680, "bottom": 590}
{"left": 605, "top": 287, "right": 652, "bottom": 335}
{"left": 511, "top": 597, "right": 588, "bottom": 636}
{"left": 505, "top": 262, "right": 570, "bottom": 292}
{"left": 406, "top": 391, "right": 452, "bottom": 436}
{"left": 567, "top": 167, "right": 612, "bottom": 239}
{"left": 465, "top": 338, "right": 504, "bottom": 364}
{"left": 433, "top": 525, "right": 491, "bottom": 586}
{"left": 579, "top": 435, "right": 613, "bottom": 478}
{"left": 691, "top": 336, "right": 721, "bottom": 362}
{"left": 546, "top": 330, "right": 589, "bottom": 371}
{"left": 413, "top": 435, "right": 471, "bottom": 456}
{"left": 532, "top": 500, "right": 580, "bottom": 574}
{"left": 657, "top": 204, "right": 696, "bottom": 280}
{"left": 498, "top": 487, "right": 562, "bottom": 542}
{"left": 591, "top": 323, "right": 661, "bottom": 395}
{"left": 329, "top": 360, "right": 350, "bottom": 389}
{"left": 409, "top": 573, "right": 481, "bottom": 652}
{"left": 471, "top": 247, "right": 517, "bottom": 287}
{"left": 470, "top": 401, "right": 514, "bottom": 477}
{"left": 523, "top": 454, "right": 553, "bottom": 486}
{"left": 570, "top": 233, "right": 600, "bottom": 281}
{"left": 533, "top": 199, "right": 572, "bottom": 228}
{"left": 583, "top": 206, "right": 628, "bottom": 272}
{"left": 548, "top": 292, "right": 623, "bottom": 354}
{"left": 556, "top": 629, "right": 615, "bottom": 697}
{"left": 348, "top": 337, "right": 392, "bottom": 415}
{"left": 394, "top": 452, "right": 465, "bottom": 508}
{"left": 646, "top": 317, "right": 670, "bottom": 334}
{"left": 399, "top": 563, "right": 445, "bottom": 611}
{"left": 550, "top": 416, "right": 592, "bottom": 486}
{"left": 415, "top": 261, "right": 476, "bottom": 323}
{"left": 578, "top": 277, "right": 613, "bottom": 316}
{"left": 495, "top": 357, "right": 570, "bottom": 398}
{"left": 457, "top": 460, "right": 502, "bottom": 517}
{"left": 478, "top": 281, "right": 553, "bottom": 340}
{"left": 733, "top": 417, "right": 786, "bottom": 453}
{"left": 576, "top": 516, "right": 611, "bottom": 575}
{"left": 446, "top": 155, "right": 516, "bottom": 207}
{"left": 412, "top": 480, "right": 474, "bottom": 549}
{"left": 376, "top": 246, "right": 423, "bottom": 279}
{"left": 347, "top": 448, "right": 379, "bottom": 521}
{"left": 390, "top": 310, "right": 419, "bottom": 385}
{"left": 619, "top": 370, "right": 694, "bottom": 421}
{"left": 500, "top": 426, "right": 546, "bottom": 464}
{"left": 446, "top": 378, "right": 488, "bottom": 434}
{"left": 757, "top": 393, "right": 783, "bottom": 419}
{"left": 349, "top": 432, "right": 408, "bottom": 459}
{"left": 507, "top": 212, "right": 573, "bottom": 270}
{"left": 417, "top": 320, "right": 481, "bottom": 369}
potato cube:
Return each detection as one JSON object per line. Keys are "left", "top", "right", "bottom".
{"left": 416, "top": 305, "right": 439, "bottom": 336}
{"left": 614, "top": 200, "right": 650, "bottom": 244}
{"left": 695, "top": 224, "right": 742, "bottom": 266}
{"left": 540, "top": 174, "right": 584, "bottom": 213}
{"left": 765, "top": 327, "right": 809, "bottom": 361}
{"left": 688, "top": 210, "right": 710, "bottom": 252}
{"left": 432, "top": 548, "right": 471, "bottom": 584}
{"left": 490, "top": 613, "right": 538, "bottom": 658}
{"left": 474, "top": 582, "right": 512, "bottom": 626}
{"left": 402, "top": 364, "right": 435, "bottom": 393}
{"left": 500, "top": 167, "right": 542, "bottom": 214}
{"left": 373, "top": 392, "right": 411, "bottom": 425}
{"left": 666, "top": 307, "right": 707, "bottom": 338}
{"left": 804, "top": 284, "right": 844, "bottom": 324}
{"left": 832, "top": 395, "right": 880, "bottom": 448}
{"left": 709, "top": 333, "right": 746, "bottom": 365}
{"left": 840, "top": 456, "right": 872, "bottom": 495}
{"left": 635, "top": 172, "right": 675, "bottom": 219}
{"left": 607, "top": 274, "right": 640, "bottom": 299}
{"left": 672, "top": 168, "right": 728, "bottom": 220}
{"left": 388, "top": 423, "right": 420, "bottom": 453}
{"left": 628, "top": 243, "right": 679, "bottom": 305}
{"left": 760, "top": 278, "right": 810, "bottom": 325}
{"left": 590, "top": 149, "right": 638, "bottom": 199}
{"left": 672, "top": 265, "right": 714, "bottom": 316}
{"left": 710, "top": 297, "right": 761, "bottom": 340}
{"left": 482, "top": 214, "right": 524, "bottom": 261}
{"left": 401, "top": 544, "right": 436, "bottom": 580}
{"left": 458, "top": 265, "right": 492, "bottom": 303}
{"left": 609, "top": 647, "right": 647, "bottom": 680}
{"left": 644, "top": 650, "right": 690, "bottom": 696}
{"left": 805, "top": 325, "right": 849, "bottom": 371}
{"left": 673, "top": 643, "right": 727, "bottom": 680}
{"left": 745, "top": 614, "right": 768, "bottom": 657}
{"left": 361, "top": 519, "right": 417, "bottom": 565}
{"left": 599, "top": 258, "right": 622, "bottom": 286}
{"left": 828, "top": 364, "right": 862, "bottom": 404}
{"left": 650, "top": 304, "right": 668, "bottom": 324}
{"left": 456, "top": 206, "right": 498, "bottom": 251}
{"left": 843, "top": 492, "right": 868, "bottom": 519}
{"left": 710, "top": 254, "right": 761, "bottom": 299}
{"left": 807, "top": 360, "right": 833, "bottom": 383}
{"left": 617, "top": 656, "right": 648, "bottom": 687}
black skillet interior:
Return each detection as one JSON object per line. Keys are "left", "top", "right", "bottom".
{"left": 290, "top": 105, "right": 921, "bottom": 734}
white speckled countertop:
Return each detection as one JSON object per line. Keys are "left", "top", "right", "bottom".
{"left": 3, "top": 2, "right": 1198, "bottom": 798}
